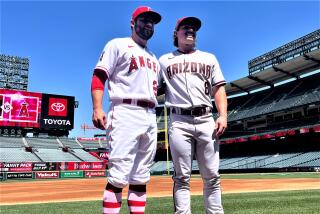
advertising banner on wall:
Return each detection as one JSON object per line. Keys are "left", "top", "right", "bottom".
{"left": 91, "top": 162, "right": 106, "bottom": 170}
{"left": 0, "top": 89, "right": 42, "bottom": 128}
{"left": 35, "top": 171, "right": 60, "bottom": 179}
{"left": 32, "top": 162, "right": 57, "bottom": 171}
{"left": 6, "top": 172, "right": 33, "bottom": 179}
{"left": 1, "top": 162, "right": 33, "bottom": 172}
{"left": 59, "top": 162, "right": 79, "bottom": 171}
{"left": 89, "top": 151, "right": 109, "bottom": 162}
{"left": 78, "top": 162, "right": 91, "bottom": 170}
{"left": 58, "top": 162, "right": 106, "bottom": 171}
{"left": 60, "top": 171, "right": 83, "bottom": 178}
{"left": 40, "top": 94, "right": 74, "bottom": 130}
{"left": 84, "top": 170, "right": 106, "bottom": 178}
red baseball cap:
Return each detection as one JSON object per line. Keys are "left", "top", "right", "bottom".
{"left": 132, "top": 6, "right": 162, "bottom": 24}
{"left": 175, "top": 17, "right": 201, "bottom": 31}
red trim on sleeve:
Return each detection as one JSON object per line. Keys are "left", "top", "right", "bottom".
{"left": 91, "top": 69, "right": 108, "bottom": 91}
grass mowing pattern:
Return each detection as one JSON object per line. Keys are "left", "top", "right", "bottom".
{"left": 1, "top": 189, "right": 319, "bottom": 214}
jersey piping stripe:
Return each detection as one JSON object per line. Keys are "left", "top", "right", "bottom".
{"left": 95, "top": 66, "right": 110, "bottom": 79}
{"left": 212, "top": 80, "right": 226, "bottom": 87}
{"left": 108, "top": 105, "right": 115, "bottom": 148}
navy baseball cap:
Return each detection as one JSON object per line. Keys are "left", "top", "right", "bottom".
{"left": 132, "top": 6, "right": 162, "bottom": 24}
{"left": 175, "top": 17, "right": 201, "bottom": 31}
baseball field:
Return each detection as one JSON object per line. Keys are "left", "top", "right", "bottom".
{"left": 1, "top": 172, "right": 319, "bottom": 213}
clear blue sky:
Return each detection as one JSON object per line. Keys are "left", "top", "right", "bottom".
{"left": 1, "top": 0, "right": 319, "bottom": 138}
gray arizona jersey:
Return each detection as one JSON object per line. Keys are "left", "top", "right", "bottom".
{"left": 159, "top": 50, "right": 226, "bottom": 108}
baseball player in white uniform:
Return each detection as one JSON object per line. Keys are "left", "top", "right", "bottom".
{"left": 91, "top": 6, "right": 161, "bottom": 214}
{"left": 159, "top": 17, "right": 227, "bottom": 214}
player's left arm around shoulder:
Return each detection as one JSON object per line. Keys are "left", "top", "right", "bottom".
{"left": 212, "top": 85, "right": 228, "bottom": 136}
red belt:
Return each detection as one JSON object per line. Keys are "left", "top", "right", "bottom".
{"left": 122, "top": 99, "right": 155, "bottom": 108}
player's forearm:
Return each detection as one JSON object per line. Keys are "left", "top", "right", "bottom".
{"left": 91, "top": 89, "right": 104, "bottom": 111}
{"left": 213, "top": 86, "right": 228, "bottom": 117}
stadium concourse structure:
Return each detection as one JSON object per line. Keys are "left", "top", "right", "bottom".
{"left": 154, "top": 29, "right": 320, "bottom": 174}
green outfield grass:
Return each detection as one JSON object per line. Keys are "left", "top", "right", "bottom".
{"left": 220, "top": 172, "right": 320, "bottom": 179}
{"left": 1, "top": 189, "right": 320, "bottom": 214}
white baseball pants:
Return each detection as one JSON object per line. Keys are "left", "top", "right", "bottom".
{"left": 169, "top": 113, "right": 224, "bottom": 214}
{"left": 106, "top": 103, "right": 157, "bottom": 188}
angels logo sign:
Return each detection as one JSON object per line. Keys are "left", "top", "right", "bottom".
{"left": 48, "top": 98, "right": 67, "bottom": 117}
{"left": 0, "top": 89, "right": 41, "bottom": 128}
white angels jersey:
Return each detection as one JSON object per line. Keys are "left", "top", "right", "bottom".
{"left": 159, "top": 50, "right": 226, "bottom": 108}
{"left": 95, "top": 37, "right": 160, "bottom": 105}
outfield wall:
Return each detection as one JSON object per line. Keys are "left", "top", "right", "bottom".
{"left": 0, "top": 162, "right": 107, "bottom": 181}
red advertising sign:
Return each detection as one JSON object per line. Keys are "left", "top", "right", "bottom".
{"left": 99, "top": 152, "right": 109, "bottom": 160}
{"left": 91, "top": 162, "right": 105, "bottom": 170}
{"left": 89, "top": 152, "right": 109, "bottom": 163}
{"left": 77, "top": 137, "right": 107, "bottom": 141}
{"left": 85, "top": 171, "right": 106, "bottom": 177}
{"left": 79, "top": 162, "right": 91, "bottom": 170}
{"left": 0, "top": 89, "right": 41, "bottom": 128}
{"left": 58, "top": 162, "right": 106, "bottom": 171}
{"left": 48, "top": 97, "right": 68, "bottom": 117}
{"left": 35, "top": 171, "right": 59, "bottom": 179}
{"left": 59, "top": 162, "right": 79, "bottom": 170}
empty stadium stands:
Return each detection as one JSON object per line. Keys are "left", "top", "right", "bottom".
{"left": 0, "top": 148, "right": 40, "bottom": 162}
{"left": 34, "top": 148, "right": 80, "bottom": 162}
{"left": 150, "top": 152, "right": 320, "bottom": 174}
{"left": 0, "top": 136, "right": 104, "bottom": 163}
{"left": 59, "top": 138, "right": 83, "bottom": 149}
{"left": 77, "top": 138, "right": 103, "bottom": 149}
{"left": 227, "top": 73, "right": 320, "bottom": 122}
{"left": 25, "top": 137, "right": 61, "bottom": 149}
{"left": 70, "top": 149, "right": 101, "bottom": 162}
{"left": 0, "top": 136, "right": 24, "bottom": 148}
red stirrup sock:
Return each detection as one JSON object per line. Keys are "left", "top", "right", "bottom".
{"left": 127, "top": 184, "right": 147, "bottom": 214}
{"left": 102, "top": 183, "right": 123, "bottom": 214}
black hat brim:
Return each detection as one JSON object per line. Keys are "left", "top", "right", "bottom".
{"left": 177, "top": 17, "right": 201, "bottom": 31}
{"left": 138, "top": 11, "right": 162, "bottom": 24}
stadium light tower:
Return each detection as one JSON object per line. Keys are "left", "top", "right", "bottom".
{"left": 0, "top": 54, "right": 29, "bottom": 90}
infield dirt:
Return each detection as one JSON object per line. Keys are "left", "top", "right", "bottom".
{"left": 1, "top": 176, "right": 319, "bottom": 205}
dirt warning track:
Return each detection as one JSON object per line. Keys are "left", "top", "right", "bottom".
{"left": 1, "top": 176, "right": 319, "bottom": 205}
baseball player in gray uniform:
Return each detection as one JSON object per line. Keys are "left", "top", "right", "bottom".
{"left": 159, "top": 17, "right": 227, "bottom": 214}
{"left": 91, "top": 6, "right": 161, "bottom": 214}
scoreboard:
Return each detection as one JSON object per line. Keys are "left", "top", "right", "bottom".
{"left": 0, "top": 89, "right": 74, "bottom": 131}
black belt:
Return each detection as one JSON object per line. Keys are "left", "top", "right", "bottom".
{"left": 171, "top": 107, "right": 212, "bottom": 117}
{"left": 122, "top": 99, "right": 155, "bottom": 108}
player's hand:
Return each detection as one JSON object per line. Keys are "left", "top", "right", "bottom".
{"left": 215, "top": 115, "right": 227, "bottom": 136}
{"left": 92, "top": 109, "right": 107, "bottom": 130}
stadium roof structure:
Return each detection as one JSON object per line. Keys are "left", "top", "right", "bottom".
{"left": 226, "top": 29, "right": 320, "bottom": 97}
